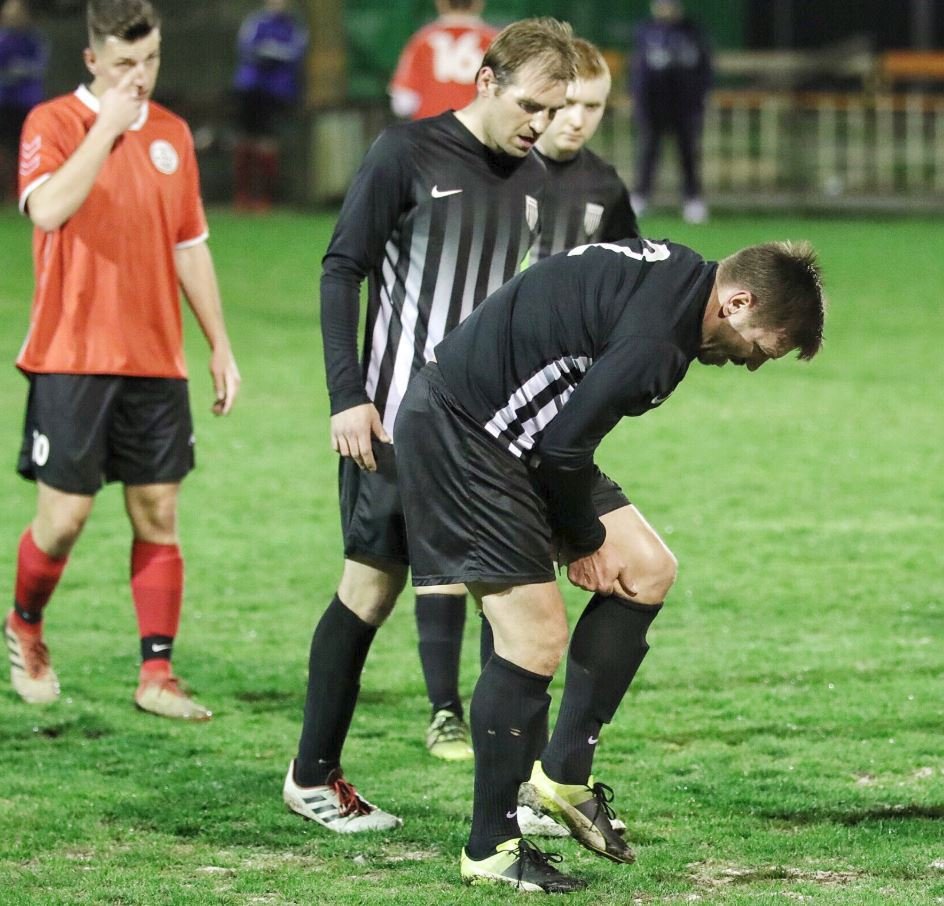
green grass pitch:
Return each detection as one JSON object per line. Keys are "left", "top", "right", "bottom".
{"left": 0, "top": 207, "right": 941, "bottom": 904}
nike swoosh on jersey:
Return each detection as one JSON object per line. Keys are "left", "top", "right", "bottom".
{"left": 651, "top": 392, "right": 672, "bottom": 405}
{"left": 431, "top": 185, "right": 463, "bottom": 198}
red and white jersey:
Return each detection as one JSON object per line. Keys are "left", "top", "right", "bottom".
{"left": 388, "top": 14, "right": 498, "bottom": 121}
{"left": 17, "top": 86, "right": 208, "bottom": 378}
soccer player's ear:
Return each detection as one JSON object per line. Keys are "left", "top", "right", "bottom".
{"left": 83, "top": 47, "right": 96, "bottom": 77}
{"left": 476, "top": 66, "right": 497, "bottom": 97}
{"left": 719, "top": 289, "right": 754, "bottom": 318}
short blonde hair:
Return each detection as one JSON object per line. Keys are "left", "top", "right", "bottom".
{"left": 718, "top": 241, "right": 825, "bottom": 360}
{"left": 481, "top": 17, "right": 577, "bottom": 87}
{"left": 573, "top": 38, "right": 609, "bottom": 82}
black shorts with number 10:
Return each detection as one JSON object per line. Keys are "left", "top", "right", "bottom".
{"left": 17, "top": 373, "right": 195, "bottom": 495}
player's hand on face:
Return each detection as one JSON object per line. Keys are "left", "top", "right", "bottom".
{"left": 96, "top": 68, "right": 146, "bottom": 137}
{"left": 330, "top": 403, "right": 391, "bottom": 472}
{"left": 210, "top": 345, "right": 241, "bottom": 415}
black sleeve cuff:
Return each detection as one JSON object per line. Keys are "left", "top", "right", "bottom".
{"left": 535, "top": 460, "right": 606, "bottom": 558}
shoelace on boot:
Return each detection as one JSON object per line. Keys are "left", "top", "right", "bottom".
{"left": 21, "top": 636, "right": 51, "bottom": 676}
{"left": 514, "top": 838, "right": 565, "bottom": 881}
{"left": 429, "top": 712, "right": 466, "bottom": 744}
{"left": 588, "top": 781, "right": 618, "bottom": 824}
{"left": 331, "top": 775, "right": 371, "bottom": 817}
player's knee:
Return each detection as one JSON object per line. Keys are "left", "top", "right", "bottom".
{"left": 338, "top": 561, "right": 408, "bottom": 625}
{"left": 529, "top": 618, "right": 570, "bottom": 676}
{"left": 136, "top": 508, "right": 176, "bottom": 541}
{"left": 34, "top": 504, "right": 89, "bottom": 556}
{"left": 635, "top": 545, "right": 678, "bottom": 603}
{"left": 126, "top": 488, "right": 179, "bottom": 542}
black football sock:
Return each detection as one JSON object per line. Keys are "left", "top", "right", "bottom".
{"left": 415, "top": 593, "right": 466, "bottom": 717}
{"left": 479, "top": 610, "right": 494, "bottom": 670}
{"left": 542, "top": 595, "right": 662, "bottom": 785}
{"left": 294, "top": 595, "right": 377, "bottom": 787}
{"left": 467, "top": 654, "right": 552, "bottom": 860}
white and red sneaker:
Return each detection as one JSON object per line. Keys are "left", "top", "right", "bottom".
{"left": 283, "top": 761, "right": 402, "bottom": 833}
{"left": 4, "top": 612, "right": 59, "bottom": 704}
{"left": 134, "top": 665, "right": 211, "bottom": 721}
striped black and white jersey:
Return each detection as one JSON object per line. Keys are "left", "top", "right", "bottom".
{"left": 434, "top": 238, "right": 716, "bottom": 553}
{"left": 321, "top": 112, "right": 546, "bottom": 433}
{"left": 532, "top": 147, "right": 638, "bottom": 261}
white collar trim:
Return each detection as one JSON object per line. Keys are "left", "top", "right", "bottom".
{"left": 75, "top": 84, "right": 149, "bottom": 131}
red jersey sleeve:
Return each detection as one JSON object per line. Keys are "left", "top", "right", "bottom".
{"left": 175, "top": 125, "right": 208, "bottom": 247}
{"left": 389, "top": 32, "right": 426, "bottom": 95}
{"left": 18, "top": 102, "right": 82, "bottom": 213}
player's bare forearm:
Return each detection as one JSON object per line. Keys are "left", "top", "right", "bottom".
{"left": 175, "top": 241, "right": 241, "bottom": 415}
{"left": 26, "top": 70, "right": 144, "bottom": 231}
{"left": 330, "top": 403, "right": 390, "bottom": 472}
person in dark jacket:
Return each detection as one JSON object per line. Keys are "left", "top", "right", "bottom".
{"left": 0, "top": 0, "right": 48, "bottom": 200}
{"left": 630, "top": 0, "right": 712, "bottom": 223}
{"left": 232, "top": 0, "right": 308, "bottom": 210}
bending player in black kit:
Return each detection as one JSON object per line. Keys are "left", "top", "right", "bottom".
{"left": 394, "top": 238, "right": 824, "bottom": 891}
{"left": 282, "top": 18, "right": 577, "bottom": 832}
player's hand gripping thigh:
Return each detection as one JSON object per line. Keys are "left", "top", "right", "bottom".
{"left": 567, "top": 538, "right": 638, "bottom": 600}
{"left": 475, "top": 581, "right": 569, "bottom": 677}
{"left": 586, "top": 504, "right": 678, "bottom": 605}
{"left": 330, "top": 403, "right": 390, "bottom": 472}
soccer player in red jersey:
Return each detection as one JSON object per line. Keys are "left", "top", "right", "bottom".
{"left": 6, "top": 0, "right": 240, "bottom": 720}
{"left": 388, "top": 0, "right": 498, "bottom": 120}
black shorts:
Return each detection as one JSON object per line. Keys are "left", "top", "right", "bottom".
{"left": 17, "top": 374, "right": 195, "bottom": 495}
{"left": 394, "top": 364, "right": 628, "bottom": 587}
{"left": 235, "top": 89, "right": 289, "bottom": 138}
{"left": 338, "top": 439, "right": 409, "bottom": 565}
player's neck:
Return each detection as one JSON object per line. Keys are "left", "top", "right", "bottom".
{"left": 535, "top": 139, "right": 578, "bottom": 162}
{"left": 453, "top": 106, "right": 489, "bottom": 149}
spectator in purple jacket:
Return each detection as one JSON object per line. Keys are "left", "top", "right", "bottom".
{"left": 630, "top": 0, "right": 712, "bottom": 224}
{"left": 232, "top": 0, "right": 308, "bottom": 211}
{"left": 0, "top": 0, "right": 48, "bottom": 201}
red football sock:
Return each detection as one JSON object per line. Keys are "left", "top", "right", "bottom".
{"left": 13, "top": 527, "right": 68, "bottom": 636}
{"left": 257, "top": 148, "right": 279, "bottom": 206}
{"left": 131, "top": 540, "right": 183, "bottom": 655}
{"left": 234, "top": 141, "right": 254, "bottom": 205}
{"left": 139, "top": 659, "right": 172, "bottom": 681}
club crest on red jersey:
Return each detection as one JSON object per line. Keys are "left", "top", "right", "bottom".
{"left": 149, "top": 140, "right": 179, "bottom": 175}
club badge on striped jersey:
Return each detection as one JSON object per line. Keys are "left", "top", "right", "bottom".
{"left": 149, "top": 140, "right": 179, "bottom": 175}
{"left": 584, "top": 203, "right": 604, "bottom": 237}
{"left": 525, "top": 195, "right": 539, "bottom": 231}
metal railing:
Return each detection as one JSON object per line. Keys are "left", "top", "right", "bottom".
{"left": 595, "top": 89, "right": 944, "bottom": 211}
{"left": 304, "top": 88, "right": 944, "bottom": 212}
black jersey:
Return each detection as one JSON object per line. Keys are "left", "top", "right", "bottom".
{"left": 532, "top": 147, "right": 639, "bottom": 260}
{"left": 320, "top": 112, "right": 546, "bottom": 433}
{"left": 434, "top": 238, "right": 716, "bottom": 553}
